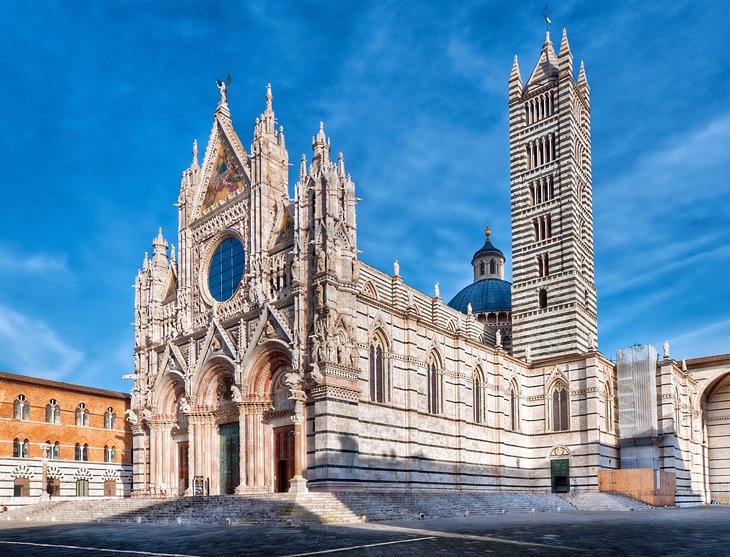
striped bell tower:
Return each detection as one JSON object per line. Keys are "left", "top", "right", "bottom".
{"left": 508, "top": 28, "right": 597, "bottom": 361}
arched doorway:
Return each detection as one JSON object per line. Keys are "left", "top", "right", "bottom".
{"left": 703, "top": 373, "right": 730, "bottom": 503}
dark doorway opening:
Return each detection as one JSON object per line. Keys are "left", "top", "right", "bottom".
{"left": 551, "top": 459, "right": 570, "bottom": 493}
{"left": 274, "top": 424, "right": 295, "bottom": 493}
{"left": 178, "top": 442, "right": 189, "bottom": 495}
{"left": 46, "top": 477, "right": 61, "bottom": 497}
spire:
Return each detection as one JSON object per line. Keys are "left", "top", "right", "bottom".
{"left": 578, "top": 61, "right": 590, "bottom": 106}
{"left": 509, "top": 55, "right": 523, "bottom": 99}
{"left": 558, "top": 28, "right": 573, "bottom": 75}
{"left": 299, "top": 154, "right": 307, "bottom": 182}
{"left": 143, "top": 252, "right": 149, "bottom": 271}
{"left": 191, "top": 139, "right": 199, "bottom": 169}
{"left": 279, "top": 125, "right": 285, "bottom": 147}
{"left": 265, "top": 82, "right": 273, "bottom": 113}
{"left": 525, "top": 30, "right": 559, "bottom": 91}
{"left": 312, "top": 121, "right": 331, "bottom": 168}
{"left": 337, "top": 152, "right": 345, "bottom": 178}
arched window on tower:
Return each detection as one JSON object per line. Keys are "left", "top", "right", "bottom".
{"left": 427, "top": 353, "right": 443, "bottom": 415}
{"left": 551, "top": 382, "right": 570, "bottom": 431}
{"left": 489, "top": 259, "right": 496, "bottom": 274}
{"left": 479, "top": 261, "right": 485, "bottom": 276}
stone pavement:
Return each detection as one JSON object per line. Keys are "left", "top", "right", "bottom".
{"left": 0, "top": 506, "right": 728, "bottom": 556}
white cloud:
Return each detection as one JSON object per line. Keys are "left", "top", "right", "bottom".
{"left": 0, "top": 245, "right": 68, "bottom": 275}
{"left": 0, "top": 304, "right": 83, "bottom": 380}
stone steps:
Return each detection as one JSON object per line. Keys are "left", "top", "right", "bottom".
{"left": 560, "top": 492, "right": 651, "bottom": 511}
{"left": 5, "top": 490, "right": 581, "bottom": 525}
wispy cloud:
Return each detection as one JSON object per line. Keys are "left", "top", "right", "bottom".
{"left": 0, "top": 304, "right": 83, "bottom": 380}
{"left": 0, "top": 245, "right": 68, "bottom": 275}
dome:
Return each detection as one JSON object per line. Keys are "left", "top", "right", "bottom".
{"left": 471, "top": 237, "right": 504, "bottom": 264}
{"left": 447, "top": 278, "right": 512, "bottom": 314}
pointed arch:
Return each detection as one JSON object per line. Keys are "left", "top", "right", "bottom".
{"left": 369, "top": 328, "right": 390, "bottom": 403}
{"left": 472, "top": 365, "right": 487, "bottom": 424}
{"left": 426, "top": 350, "right": 443, "bottom": 415}
{"left": 604, "top": 378, "right": 615, "bottom": 433}
{"left": 361, "top": 280, "right": 378, "bottom": 300}
{"left": 194, "top": 355, "right": 237, "bottom": 408}
{"left": 509, "top": 380, "right": 521, "bottom": 432}
{"left": 549, "top": 379, "right": 570, "bottom": 431}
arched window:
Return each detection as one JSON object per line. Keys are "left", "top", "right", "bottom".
{"left": 46, "top": 440, "right": 60, "bottom": 460}
{"left": 510, "top": 386, "right": 520, "bottom": 431}
{"left": 75, "top": 443, "right": 81, "bottom": 461}
{"left": 13, "top": 438, "right": 21, "bottom": 458}
{"left": 427, "top": 353, "right": 442, "bottom": 415}
{"left": 104, "top": 445, "right": 116, "bottom": 463}
{"left": 369, "top": 336, "right": 388, "bottom": 403}
{"left": 76, "top": 403, "right": 89, "bottom": 427}
{"left": 479, "top": 261, "right": 485, "bottom": 275}
{"left": 13, "top": 395, "right": 30, "bottom": 421}
{"left": 473, "top": 369, "right": 486, "bottom": 424}
{"left": 489, "top": 259, "right": 496, "bottom": 274}
{"left": 539, "top": 289, "right": 548, "bottom": 309}
{"left": 551, "top": 383, "right": 569, "bottom": 431}
{"left": 45, "top": 399, "right": 61, "bottom": 424}
{"left": 104, "top": 407, "right": 116, "bottom": 430}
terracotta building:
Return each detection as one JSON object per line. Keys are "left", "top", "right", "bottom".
{"left": 0, "top": 371, "right": 132, "bottom": 501}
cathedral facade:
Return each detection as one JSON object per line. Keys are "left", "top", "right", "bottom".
{"left": 130, "top": 29, "right": 724, "bottom": 505}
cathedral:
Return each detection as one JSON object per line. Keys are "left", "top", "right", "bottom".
{"left": 130, "top": 29, "right": 727, "bottom": 506}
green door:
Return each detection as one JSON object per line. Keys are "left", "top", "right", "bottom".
{"left": 219, "top": 422, "right": 240, "bottom": 495}
{"left": 551, "top": 459, "right": 570, "bottom": 493}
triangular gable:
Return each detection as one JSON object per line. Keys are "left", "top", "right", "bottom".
{"left": 239, "top": 304, "right": 293, "bottom": 370}
{"left": 193, "top": 119, "right": 252, "bottom": 218}
{"left": 270, "top": 205, "right": 294, "bottom": 251}
{"left": 196, "top": 318, "right": 238, "bottom": 371}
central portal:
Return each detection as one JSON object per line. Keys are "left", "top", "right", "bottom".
{"left": 274, "top": 424, "right": 295, "bottom": 493}
{"left": 219, "top": 422, "right": 240, "bottom": 495}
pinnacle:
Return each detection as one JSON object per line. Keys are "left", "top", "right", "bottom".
{"left": 265, "top": 83, "right": 273, "bottom": 112}
{"left": 559, "top": 28, "right": 571, "bottom": 56}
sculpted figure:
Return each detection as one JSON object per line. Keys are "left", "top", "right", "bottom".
{"left": 178, "top": 396, "right": 191, "bottom": 414}
{"left": 393, "top": 260, "right": 400, "bottom": 277}
{"left": 434, "top": 282, "right": 440, "bottom": 298}
{"left": 284, "top": 371, "right": 303, "bottom": 390}
{"left": 495, "top": 329, "right": 502, "bottom": 348}
{"left": 525, "top": 344, "right": 532, "bottom": 363}
{"left": 125, "top": 408, "right": 139, "bottom": 425}
{"left": 663, "top": 340, "right": 670, "bottom": 359}
{"left": 230, "top": 384, "right": 243, "bottom": 403}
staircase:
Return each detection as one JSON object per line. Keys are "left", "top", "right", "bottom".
{"left": 560, "top": 492, "right": 651, "bottom": 511}
{"left": 3, "top": 490, "right": 577, "bottom": 526}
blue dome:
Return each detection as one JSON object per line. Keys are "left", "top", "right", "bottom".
{"left": 447, "top": 278, "right": 512, "bottom": 314}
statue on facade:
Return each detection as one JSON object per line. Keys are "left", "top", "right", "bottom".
{"left": 434, "top": 282, "right": 440, "bottom": 299}
{"left": 467, "top": 303, "right": 473, "bottom": 315}
{"left": 125, "top": 408, "right": 139, "bottom": 425}
{"left": 525, "top": 344, "right": 532, "bottom": 363}
{"left": 178, "top": 396, "right": 191, "bottom": 414}
{"left": 589, "top": 332, "right": 597, "bottom": 351}
{"left": 393, "top": 260, "right": 400, "bottom": 277}
{"left": 230, "top": 384, "right": 243, "bottom": 402}
{"left": 495, "top": 329, "right": 502, "bottom": 348}
{"left": 663, "top": 340, "right": 670, "bottom": 359}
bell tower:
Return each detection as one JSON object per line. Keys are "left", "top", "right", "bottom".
{"left": 509, "top": 28, "right": 597, "bottom": 360}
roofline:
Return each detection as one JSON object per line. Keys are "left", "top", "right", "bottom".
{"left": 0, "top": 370, "right": 131, "bottom": 399}
{"left": 685, "top": 354, "right": 730, "bottom": 367}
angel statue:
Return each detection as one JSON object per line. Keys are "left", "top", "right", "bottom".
{"left": 216, "top": 74, "right": 232, "bottom": 102}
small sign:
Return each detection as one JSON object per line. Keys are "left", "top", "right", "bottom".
{"left": 194, "top": 476, "right": 205, "bottom": 496}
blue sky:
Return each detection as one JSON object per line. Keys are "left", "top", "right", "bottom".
{"left": 0, "top": 1, "right": 728, "bottom": 392}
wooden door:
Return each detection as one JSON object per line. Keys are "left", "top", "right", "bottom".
{"left": 104, "top": 480, "right": 116, "bottom": 497}
{"left": 178, "top": 442, "right": 189, "bottom": 495}
{"left": 274, "top": 425, "right": 295, "bottom": 493}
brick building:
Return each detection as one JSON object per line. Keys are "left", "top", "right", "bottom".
{"left": 0, "top": 371, "right": 132, "bottom": 501}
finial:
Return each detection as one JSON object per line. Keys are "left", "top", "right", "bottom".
{"left": 279, "top": 125, "right": 285, "bottom": 147}
{"left": 338, "top": 152, "right": 345, "bottom": 177}
{"left": 543, "top": 4, "right": 552, "bottom": 32}
{"left": 485, "top": 224, "right": 491, "bottom": 239}
{"left": 170, "top": 244, "right": 176, "bottom": 264}
{"left": 143, "top": 252, "right": 149, "bottom": 270}
{"left": 192, "top": 139, "right": 199, "bottom": 166}
{"left": 266, "top": 82, "right": 273, "bottom": 111}
{"left": 300, "top": 153, "right": 307, "bottom": 180}
{"left": 682, "top": 357, "right": 687, "bottom": 372}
